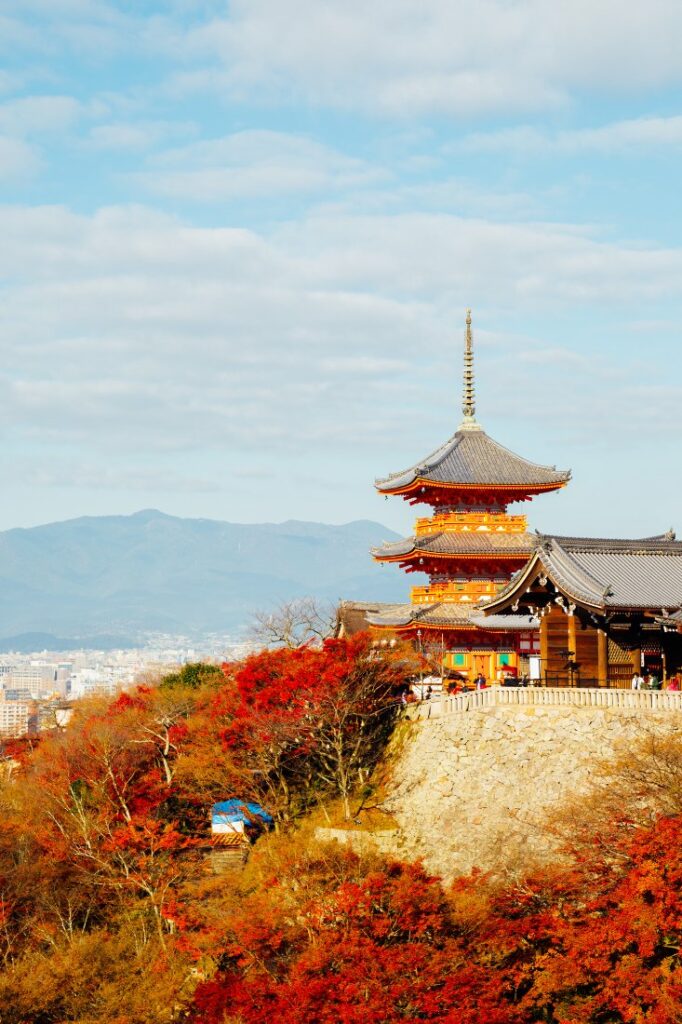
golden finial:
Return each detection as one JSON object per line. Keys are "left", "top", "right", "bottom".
{"left": 460, "top": 308, "right": 480, "bottom": 430}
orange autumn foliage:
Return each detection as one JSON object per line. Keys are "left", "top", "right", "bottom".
{"left": 0, "top": 639, "right": 680, "bottom": 1022}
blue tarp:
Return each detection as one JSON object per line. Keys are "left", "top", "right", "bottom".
{"left": 211, "top": 799, "right": 274, "bottom": 828}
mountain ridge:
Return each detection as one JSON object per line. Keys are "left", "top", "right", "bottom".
{"left": 0, "top": 510, "right": 407, "bottom": 638}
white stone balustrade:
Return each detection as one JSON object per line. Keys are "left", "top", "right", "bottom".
{"left": 414, "top": 685, "right": 682, "bottom": 718}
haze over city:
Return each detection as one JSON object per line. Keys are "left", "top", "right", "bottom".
{"left": 1, "top": 0, "right": 681, "bottom": 542}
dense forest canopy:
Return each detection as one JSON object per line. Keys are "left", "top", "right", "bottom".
{"left": 0, "top": 635, "right": 681, "bottom": 1023}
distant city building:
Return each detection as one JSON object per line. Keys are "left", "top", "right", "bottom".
{"left": 0, "top": 634, "right": 244, "bottom": 739}
{"left": 1, "top": 662, "right": 60, "bottom": 698}
{"left": 0, "top": 697, "right": 30, "bottom": 737}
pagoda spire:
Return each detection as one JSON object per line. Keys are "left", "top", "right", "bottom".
{"left": 459, "top": 308, "right": 481, "bottom": 431}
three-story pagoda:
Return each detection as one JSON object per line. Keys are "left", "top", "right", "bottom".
{"left": 368, "top": 311, "right": 570, "bottom": 680}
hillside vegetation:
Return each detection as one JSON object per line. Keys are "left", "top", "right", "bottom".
{"left": 1, "top": 638, "right": 682, "bottom": 1023}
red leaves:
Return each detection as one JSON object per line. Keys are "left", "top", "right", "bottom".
{"left": 109, "top": 689, "right": 148, "bottom": 714}
{"left": 202, "top": 634, "right": 406, "bottom": 822}
{"left": 185, "top": 812, "right": 682, "bottom": 1023}
{"left": 8, "top": 642, "right": 682, "bottom": 1023}
{"left": 189, "top": 859, "right": 507, "bottom": 1024}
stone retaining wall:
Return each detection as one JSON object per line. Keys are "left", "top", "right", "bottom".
{"left": 371, "top": 704, "right": 677, "bottom": 880}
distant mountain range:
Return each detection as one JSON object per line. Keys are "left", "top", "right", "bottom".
{"left": 0, "top": 510, "right": 406, "bottom": 646}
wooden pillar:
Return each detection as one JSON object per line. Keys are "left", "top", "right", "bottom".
{"left": 568, "top": 613, "right": 577, "bottom": 660}
{"left": 630, "top": 648, "right": 642, "bottom": 673}
{"left": 597, "top": 629, "right": 608, "bottom": 688}
{"left": 540, "top": 615, "right": 548, "bottom": 685}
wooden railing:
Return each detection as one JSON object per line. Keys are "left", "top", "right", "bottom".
{"left": 414, "top": 511, "right": 528, "bottom": 536}
{"left": 410, "top": 581, "right": 497, "bottom": 604}
{"left": 413, "top": 686, "right": 682, "bottom": 718}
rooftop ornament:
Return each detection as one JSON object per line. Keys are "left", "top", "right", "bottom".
{"left": 459, "top": 308, "right": 481, "bottom": 433}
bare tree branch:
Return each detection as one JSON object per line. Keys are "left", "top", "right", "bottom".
{"left": 248, "top": 597, "right": 336, "bottom": 649}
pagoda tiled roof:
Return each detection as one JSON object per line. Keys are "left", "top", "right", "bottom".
{"left": 376, "top": 426, "right": 570, "bottom": 494}
{"left": 367, "top": 602, "right": 538, "bottom": 631}
{"left": 487, "top": 531, "right": 682, "bottom": 614}
{"left": 372, "top": 530, "right": 535, "bottom": 560}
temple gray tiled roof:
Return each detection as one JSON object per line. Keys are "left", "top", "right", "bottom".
{"left": 376, "top": 427, "right": 571, "bottom": 492}
{"left": 372, "top": 530, "right": 535, "bottom": 560}
{"left": 335, "top": 601, "right": 396, "bottom": 637}
{"left": 656, "top": 608, "right": 682, "bottom": 628}
{"left": 487, "top": 532, "right": 682, "bottom": 613}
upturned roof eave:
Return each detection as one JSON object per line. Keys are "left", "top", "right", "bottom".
{"left": 484, "top": 546, "right": 609, "bottom": 615}
{"left": 541, "top": 541, "right": 611, "bottom": 609}
{"left": 375, "top": 476, "right": 569, "bottom": 497}
{"left": 370, "top": 530, "right": 536, "bottom": 561}
{"left": 370, "top": 536, "right": 419, "bottom": 560}
{"left": 372, "top": 548, "right": 534, "bottom": 564}
{"left": 483, "top": 551, "right": 545, "bottom": 614}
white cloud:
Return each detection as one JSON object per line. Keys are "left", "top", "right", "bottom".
{"left": 2, "top": 1, "right": 682, "bottom": 124}
{"left": 0, "top": 201, "right": 681, "bottom": 471}
{"left": 135, "top": 130, "right": 386, "bottom": 200}
{"left": 463, "top": 115, "right": 682, "bottom": 155}
{"left": 89, "top": 119, "right": 196, "bottom": 151}
{"left": 0, "top": 135, "right": 39, "bottom": 179}
{"left": 273, "top": 211, "right": 682, "bottom": 304}
{"left": 335, "top": 178, "right": 542, "bottom": 220}
{"left": 0, "top": 4, "right": 131, "bottom": 59}
{"left": 560, "top": 116, "right": 682, "bottom": 152}
{"left": 0, "top": 70, "right": 22, "bottom": 95}
{"left": 24, "top": 460, "right": 220, "bottom": 494}
{"left": 168, "top": 0, "right": 682, "bottom": 117}
{"left": 0, "top": 14, "right": 43, "bottom": 55}
{"left": 0, "top": 95, "right": 81, "bottom": 136}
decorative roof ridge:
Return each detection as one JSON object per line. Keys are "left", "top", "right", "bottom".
{"left": 539, "top": 537, "right": 611, "bottom": 607}
{"left": 534, "top": 530, "right": 681, "bottom": 553}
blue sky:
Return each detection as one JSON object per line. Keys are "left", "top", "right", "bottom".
{"left": 1, "top": 0, "right": 682, "bottom": 543}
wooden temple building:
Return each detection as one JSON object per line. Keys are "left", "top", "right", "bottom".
{"left": 483, "top": 531, "right": 682, "bottom": 686}
{"left": 367, "top": 311, "right": 570, "bottom": 680}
